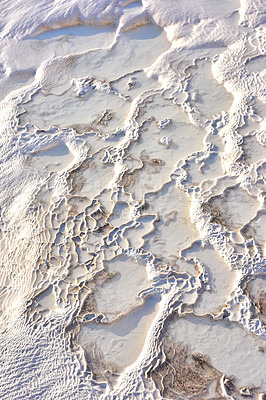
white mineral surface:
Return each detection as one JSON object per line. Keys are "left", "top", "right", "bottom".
{"left": 0, "top": 0, "right": 265, "bottom": 399}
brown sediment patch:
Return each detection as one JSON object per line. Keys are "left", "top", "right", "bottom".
{"left": 239, "top": 134, "right": 266, "bottom": 165}
{"left": 150, "top": 336, "right": 222, "bottom": 399}
{"left": 67, "top": 157, "right": 91, "bottom": 195}
{"left": 70, "top": 123, "right": 95, "bottom": 134}
{"left": 201, "top": 202, "right": 228, "bottom": 227}
{"left": 257, "top": 294, "right": 266, "bottom": 316}
{"left": 93, "top": 222, "right": 113, "bottom": 235}
{"left": 79, "top": 268, "right": 119, "bottom": 317}
{"left": 79, "top": 292, "right": 97, "bottom": 318}
{"left": 246, "top": 277, "right": 266, "bottom": 323}
{"left": 240, "top": 211, "right": 266, "bottom": 253}
{"left": 71, "top": 110, "right": 115, "bottom": 137}
{"left": 118, "top": 167, "right": 142, "bottom": 190}
{"left": 67, "top": 195, "right": 92, "bottom": 216}
{"left": 95, "top": 110, "right": 113, "bottom": 126}
{"left": 119, "top": 153, "right": 166, "bottom": 191}
{"left": 118, "top": 159, "right": 167, "bottom": 202}
{"left": 83, "top": 340, "right": 119, "bottom": 383}
{"left": 241, "top": 224, "right": 256, "bottom": 240}
{"left": 202, "top": 186, "right": 260, "bottom": 231}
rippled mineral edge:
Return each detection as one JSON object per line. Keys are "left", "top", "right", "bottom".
{"left": 0, "top": 0, "right": 265, "bottom": 399}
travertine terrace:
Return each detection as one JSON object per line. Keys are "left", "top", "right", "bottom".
{"left": 0, "top": 0, "right": 265, "bottom": 398}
